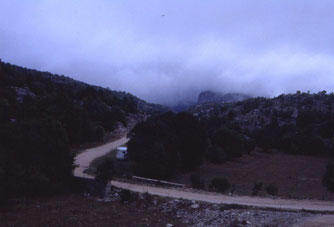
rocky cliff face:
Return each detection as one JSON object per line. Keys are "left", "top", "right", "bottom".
{"left": 198, "top": 90, "right": 251, "bottom": 104}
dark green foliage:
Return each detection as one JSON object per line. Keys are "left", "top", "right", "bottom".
{"left": 323, "top": 162, "right": 334, "bottom": 192}
{"left": 120, "top": 189, "right": 133, "bottom": 203}
{"left": 266, "top": 183, "right": 278, "bottom": 196}
{"left": 227, "top": 110, "right": 236, "bottom": 121}
{"left": 201, "top": 117, "right": 249, "bottom": 163}
{"left": 195, "top": 91, "right": 334, "bottom": 158}
{"left": 241, "top": 98, "right": 261, "bottom": 114}
{"left": 0, "top": 61, "right": 142, "bottom": 197}
{"left": 95, "top": 158, "right": 115, "bottom": 185}
{"left": 0, "top": 119, "right": 74, "bottom": 196}
{"left": 0, "top": 61, "right": 138, "bottom": 144}
{"left": 94, "top": 125, "right": 105, "bottom": 141}
{"left": 211, "top": 127, "right": 244, "bottom": 159}
{"left": 190, "top": 174, "right": 205, "bottom": 189}
{"left": 253, "top": 114, "right": 331, "bottom": 156}
{"left": 127, "top": 112, "right": 207, "bottom": 179}
{"left": 131, "top": 141, "right": 170, "bottom": 179}
{"left": 252, "top": 182, "right": 263, "bottom": 195}
{"left": 209, "top": 177, "right": 230, "bottom": 193}
{"left": 219, "top": 203, "right": 246, "bottom": 211}
{"left": 173, "top": 112, "right": 207, "bottom": 170}
{"left": 296, "top": 111, "right": 321, "bottom": 128}
{"left": 206, "top": 145, "right": 226, "bottom": 164}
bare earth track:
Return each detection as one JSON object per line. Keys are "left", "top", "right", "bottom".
{"left": 74, "top": 136, "right": 129, "bottom": 178}
{"left": 110, "top": 181, "right": 334, "bottom": 212}
{"left": 74, "top": 136, "right": 334, "bottom": 226}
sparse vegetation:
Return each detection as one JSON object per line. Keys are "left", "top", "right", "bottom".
{"left": 209, "top": 177, "right": 231, "bottom": 193}
{"left": 252, "top": 182, "right": 263, "bottom": 196}
{"left": 120, "top": 189, "right": 133, "bottom": 203}
{"left": 266, "top": 183, "right": 278, "bottom": 196}
{"left": 190, "top": 174, "right": 205, "bottom": 189}
{"left": 94, "top": 158, "right": 115, "bottom": 185}
{"left": 323, "top": 162, "right": 334, "bottom": 192}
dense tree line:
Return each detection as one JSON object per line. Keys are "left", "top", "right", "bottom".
{"left": 127, "top": 112, "right": 252, "bottom": 179}
{"left": 253, "top": 110, "right": 334, "bottom": 156}
{"left": 127, "top": 112, "right": 207, "bottom": 178}
{"left": 0, "top": 61, "right": 138, "bottom": 198}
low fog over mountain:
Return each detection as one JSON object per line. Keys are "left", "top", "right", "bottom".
{"left": 1, "top": 1, "right": 334, "bottom": 106}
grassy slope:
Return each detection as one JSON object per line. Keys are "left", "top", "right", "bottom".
{"left": 172, "top": 152, "right": 334, "bottom": 200}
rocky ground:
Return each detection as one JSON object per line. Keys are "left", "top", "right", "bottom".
{"left": 104, "top": 185, "right": 317, "bottom": 227}
{"left": 1, "top": 185, "right": 328, "bottom": 227}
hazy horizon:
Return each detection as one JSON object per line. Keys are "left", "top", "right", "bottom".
{"left": 1, "top": 0, "right": 334, "bottom": 105}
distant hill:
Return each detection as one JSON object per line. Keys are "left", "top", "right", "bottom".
{"left": 0, "top": 60, "right": 167, "bottom": 114}
{"left": 184, "top": 90, "right": 334, "bottom": 162}
{"left": 169, "top": 91, "right": 251, "bottom": 112}
{"left": 170, "top": 101, "right": 197, "bottom": 112}
{"left": 191, "top": 91, "right": 333, "bottom": 130}
{"left": 0, "top": 59, "right": 169, "bottom": 147}
{"left": 198, "top": 90, "right": 251, "bottom": 104}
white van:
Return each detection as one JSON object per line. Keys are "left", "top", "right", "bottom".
{"left": 116, "top": 147, "right": 128, "bottom": 160}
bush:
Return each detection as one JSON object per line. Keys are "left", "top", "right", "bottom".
{"left": 323, "top": 163, "right": 334, "bottom": 192}
{"left": 219, "top": 203, "right": 246, "bottom": 211}
{"left": 266, "top": 183, "right": 278, "bottom": 196}
{"left": 127, "top": 112, "right": 207, "bottom": 179}
{"left": 252, "top": 182, "right": 263, "bottom": 196}
{"left": 120, "top": 189, "right": 133, "bottom": 203}
{"left": 209, "top": 177, "right": 230, "bottom": 193}
{"left": 95, "top": 158, "right": 115, "bottom": 185}
{"left": 211, "top": 127, "right": 245, "bottom": 159}
{"left": 0, "top": 119, "right": 75, "bottom": 196}
{"left": 190, "top": 174, "right": 205, "bottom": 189}
{"left": 206, "top": 145, "right": 226, "bottom": 164}
{"left": 132, "top": 142, "right": 170, "bottom": 179}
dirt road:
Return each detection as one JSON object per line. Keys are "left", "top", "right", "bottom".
{"left": 75, "top": 137, "right": 334, "bottom": 212}
{"left": 74, "top": 136, "right": 129, "bottom": 178}
{"left": 110, "top": 181, "right": 334, "bottom": 212}
{"left": 74, "top": 136, "right": 334, "bottom": 225}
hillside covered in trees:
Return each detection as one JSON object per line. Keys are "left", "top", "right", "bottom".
{"left": 0, "top": 60, "right": 165, "bottom": 199}
{"left": 190, "top": 91, "right": 334, "bottom": 156}
{"left": 127, "top": 92, "right": 334, "bottom": 192}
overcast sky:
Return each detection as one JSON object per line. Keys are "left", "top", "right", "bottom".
{"left": 1, "top": 0, "right": 334, "bottom": 105}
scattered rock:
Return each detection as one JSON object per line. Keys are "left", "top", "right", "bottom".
{"left": 103, "top": 185, "right": 315, "bottom": 227}
{"left": 191, "top": 204, "right": 200, "bottom": 209}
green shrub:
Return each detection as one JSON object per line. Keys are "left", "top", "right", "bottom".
{"left": 252, "top": 182, "right": 263, "bottom": 196}
{"left": 190, "top": 174, "right": 205, "bottom": 189}
{"left": 0, "top": 119, "right": 74, "bottom": 196}
{"left": 94, "top": 158, "right": 115, "bottom": 185}
{"left": 266, "top": 183, "right": 278, "bottom": 196}
{"left": 120, "top": 189, "right": 133, "bottom": 203}
{"left": 209, "top": 177, "right": 230, "bottom": 193}
{"left": 323, "top": 163, "right": 334, "bottom": 192}
{"left": 211, "top": 127, "right": 245, "bottom": 159}
{"left": 219, "top": 203, "right": 246, "bottom": 211}
{"left": 206, "top": 145, "right": 226, "bottom": 164}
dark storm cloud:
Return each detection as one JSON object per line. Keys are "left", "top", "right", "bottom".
{"left": 1, "top": 0, "right": 334, "bottom": 105}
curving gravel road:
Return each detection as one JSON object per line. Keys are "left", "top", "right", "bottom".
{"left": 74, "top": 136, "right": 129, "bottom": 178}
{"left": 110, "top": 180, "right": 334, "bottom": 212}
{"left": 74, "top": 137, "right": 334, "bottom": 225}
